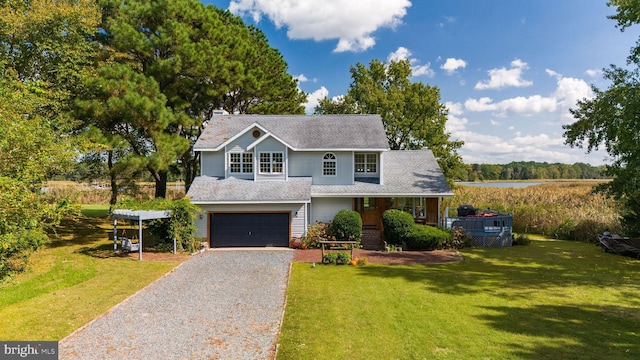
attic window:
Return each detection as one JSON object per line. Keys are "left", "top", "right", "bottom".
{"left": 252, "top": 130, "right": 261, "bottom": 138}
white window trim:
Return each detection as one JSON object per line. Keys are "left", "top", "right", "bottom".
{"left": 228, "top": 152, "right": 253, "bottom": 174}
{"left": 258, "top": 151, "right": 284, "bottom": 174}
{"left": 355, "top": 153, "right": 378, "bottom": 174}
{"left": 322, "top": 152, "right": 337, "bottom": 177}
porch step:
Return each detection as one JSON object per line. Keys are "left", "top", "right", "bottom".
{"left": 361, "top": 229, "right": 383, "bottom": 250}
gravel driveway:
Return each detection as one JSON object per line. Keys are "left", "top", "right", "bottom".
{"left": 59, "top": 249, "right": 293, "bottom": 360}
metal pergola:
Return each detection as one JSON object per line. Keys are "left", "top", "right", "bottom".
{"left": 112, "top": 209, "right": 173, "bottom": 261}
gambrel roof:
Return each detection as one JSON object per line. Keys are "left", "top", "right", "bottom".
{"left": 194, "top": 114, "right": 389, "bottom": 151}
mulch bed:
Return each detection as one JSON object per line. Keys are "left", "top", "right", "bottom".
{"left": 293, "top": 249, "right": 463, "bottom": 265}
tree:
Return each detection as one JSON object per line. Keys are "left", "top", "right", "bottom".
{"left": 84, "top": 0, "right": 305, "bottom": 197}
{"left": 75, "top": 64, "right": 190, "bottom": 204}
{"left": 315, "top": 59, "right": 463, "bottom": 183}
{"left": 0, "top": 70, "right": 74, "bottom": 279}
{"left": 563, "top": 0, "right": 640, "bottom": 236}
{"left": 0, "top": 0, "right": 100, "bottom": 120}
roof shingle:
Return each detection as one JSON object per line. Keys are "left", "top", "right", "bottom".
{"left": 194, "top": 114, "right": 389, "bottom": 151}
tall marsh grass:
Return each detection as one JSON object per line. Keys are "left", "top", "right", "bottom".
{"left": 446, "top": 181, "right": 621, "bottom": 242}
{"left": 43, "top": 181, "right": 185, "bottom": 204}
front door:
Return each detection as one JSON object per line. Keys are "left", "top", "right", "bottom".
{"left": 355, "top": 198, "right": 388, "bottom": 229}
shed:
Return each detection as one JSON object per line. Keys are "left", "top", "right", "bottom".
{"left": 112, "top": 209, "right": 172, "bottom": 261}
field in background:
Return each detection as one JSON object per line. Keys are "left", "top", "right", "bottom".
{"left": 43, "top": 181, "right": 186, "bottom": 204}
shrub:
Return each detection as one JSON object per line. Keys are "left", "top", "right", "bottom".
{"left": 357, "top": 257, "right": 368, "bottom": 266}
{"left": 331, "top": 210, "right": 362, "bottom": 242}
{"left": 299, "top": 222, "right": 331, "bottom": 248}
{"left": 405, "top": 225, "right": 449, "bottom": 251}
{"left": 382, "top": 209, "right": 415, "bottom": 245}
{"left": 443, "top": 226, "right": 474, "bottom": 249}
{"left": 0, "top": 178, "right": 75, "bottom": 280}
{"left": 512, "top": 233, "right": 531, "bottom": 246}
{"left": 336, "top": 251, "right": 351, "bottom": 265}
{"left": 322, "top": 252, "right": 338, "bottom": 264}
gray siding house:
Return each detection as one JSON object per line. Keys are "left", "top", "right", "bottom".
{"left": 186, "top": 114, "right": 453, "bottom": 248}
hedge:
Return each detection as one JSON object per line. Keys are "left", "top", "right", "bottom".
{"left": 405, "top": 225, "right": 450, "bottom": 250}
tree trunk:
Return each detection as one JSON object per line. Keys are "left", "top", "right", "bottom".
{"left": 108, "top": 150, "right": 118, "bottom": 206}
{"left": 182, "top": 151, "right": 200, "bottom": 192}
{"left": 146, "top": 166, "right": 168, "bottom": 198}
{"left": 155, "top": 170, "right": 168, "bottom": 198}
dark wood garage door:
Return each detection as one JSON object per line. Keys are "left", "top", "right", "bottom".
{"left": 210, "top": 212, "right": 290, "bottom": 247}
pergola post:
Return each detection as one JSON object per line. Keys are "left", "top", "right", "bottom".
{"left": 113, "top": 218, "right": 118, "bottom": 253}
{"left": 138, "top": 218, "right": 143, "bottom": 261}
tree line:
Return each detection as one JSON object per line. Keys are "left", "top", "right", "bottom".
{"left": 456, "top": 161, "right": 608, "bottom": 181}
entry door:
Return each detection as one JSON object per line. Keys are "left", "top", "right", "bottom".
{"left": 357, "top": 198, "right": 387, "bottom": 229}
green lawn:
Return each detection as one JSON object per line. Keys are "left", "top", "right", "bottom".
{"left": 278, "top": 239, "right": 640, "bottom": 359}
{"left": 0, "top": 209, "right": 185, "bottom": 340}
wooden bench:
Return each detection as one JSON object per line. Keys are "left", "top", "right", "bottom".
{"left": 318, "top": 241, "right": 358, "bottom": 259}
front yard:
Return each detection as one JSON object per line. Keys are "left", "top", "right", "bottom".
{"left": 0, "top": 209, "right": 186, "bottom": 340}
{"left": 2, "top": 212, "right": 639, "bottom": 359}
{"left": 278, "top": 239, "right": 640, "bottom": 359}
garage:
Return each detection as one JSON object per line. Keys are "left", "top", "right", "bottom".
{"left": 210, "top": 212, "right": 290, "bottom": 247}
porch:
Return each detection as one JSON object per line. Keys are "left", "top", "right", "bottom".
{"left": 353, "top": 197, "right": 441, "bottom": 249}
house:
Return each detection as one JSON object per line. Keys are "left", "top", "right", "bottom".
{"left": 186, "top": 114, "right": 453, "bottom": 249}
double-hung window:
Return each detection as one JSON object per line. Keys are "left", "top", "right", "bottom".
{"left": 229, "top": 152, "right": 253, "bottom": 174}
{"left": 323, "top": 153, "right": 337, "bottom": 176}
{"left": 259, "top": 152, "right": 283, "bottom": 174}
{"left": 355, "top": 153, "right": 377, "bottom": 174}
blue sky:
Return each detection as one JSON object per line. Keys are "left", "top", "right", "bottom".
{"left": 203, "top": 0, "right": 639, "bottom": 165}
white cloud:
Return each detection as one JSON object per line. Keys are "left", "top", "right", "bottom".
{"left": 412, "top": 64, "right": 435, "bottom": 77}
{"left": 296, "top": 74, "right": 308, "bottom": 82}
{"left": 444, "top": 102, "right": 468, "bottom": 133}
{"left": 465, "top": 95, "right": 557, "bottom": 117}
{"left": 387, "top": 47, "right": 435, "bottom": 77}
{"left": 545, "top": 69, "right": 561, "bottom": 79}
{"left": 388, "top": 47, "right": 412, "bottom": 62}
{"left": 586, "top": 68, "right": 603, "bottom": 78}
{"left": 445, "top": 101, "right": 464, "bottom": 116}
{"left": 229, "top": 0, "right": 411, "bottom": 53}
{"left": 303, "top": 86, "right": 329, "bottom": 114}
{"left": 453, "top": 129, "right": 595, "bottom": 164}
{"left": 464, "top": 70, "right": 593, "bottom": 120}
{"left": 440, "top": 58, "right": 467, "bottom": 74}
{"left": 475, "top": 59, "right": 533, "bottom": 90}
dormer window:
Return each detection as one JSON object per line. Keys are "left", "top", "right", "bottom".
{"left": 229, "top": 152, "right": 253, "bottom": 174}
{"left": 323, "top": 153, "right": 337, "bottom": 176}
{"left": 355, "top": 153, "right": 377, "bottom": 174}
{"left": 259, "top": 152, "right": 283, "bottom": 174}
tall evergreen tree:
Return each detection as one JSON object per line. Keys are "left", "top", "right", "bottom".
{"left": 84, "top": 0, "right": 305, "bottom": 197}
